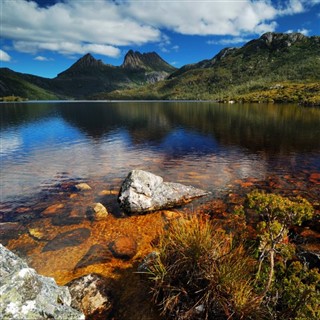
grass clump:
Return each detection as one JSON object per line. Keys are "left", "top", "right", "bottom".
{"left": 146, "top": 216, "right": 261, "bottom": 319}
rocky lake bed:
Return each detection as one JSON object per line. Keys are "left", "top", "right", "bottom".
{"left": 1, "top": 169, "right": 319, "bottom": 319}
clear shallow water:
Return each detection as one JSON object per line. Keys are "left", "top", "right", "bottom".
{"left": 1, "top": 101, "right": 320, "bottom": 207}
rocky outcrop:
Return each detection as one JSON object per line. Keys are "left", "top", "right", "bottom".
{"left": 260, "top": 32, "right": 307, "bottom": 47}
{"left": 118, "top": 170, "right": 209, "bottom": 213}
{"left": 0, "top": 244, "right": 84, "bottom": 320}
{"left": 67, "top": 274, "right": 112, "bottom": 320}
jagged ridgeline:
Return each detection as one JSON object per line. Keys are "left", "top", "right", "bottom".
{"left": 0, "top": 51, "right": 176, "bottom": 100}
{"left": 1, "top": 32, "right": 319, "bottom": 102}
{"left": 97, "top": 32, "right": 320, "bottom": 103}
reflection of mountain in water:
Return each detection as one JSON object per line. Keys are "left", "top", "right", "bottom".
{"left": 57, "top": 102, "right": 172, "bottom": 143}
{"left": 2, "top": 102, "right": 320, "bottom": 156}
{"left": 57, "top": 102, "right": 320, "bottom": 155}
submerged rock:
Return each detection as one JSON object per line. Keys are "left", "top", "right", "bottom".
{"left": 86, "top": 203, "right": 108, "bottom": 221}
{"left": 75, "top": 183, "right": 92, "bottom": 191}
{"left": 67, "top": 274, "right": 112, "bottom": 320}
{"left": 118, "top": 170, "right": 209, "bottom": 213}
{"left": 109, "top": 236, "right": 137, "bottom": 260}
{"left": 75, "top": 244, "right": 112, "bottom": 269}
{"left": 42, "top": 228, "right": 90, "bottom": 252}
{"left": 0, "top": 244, "right": 84, "bottom": 320}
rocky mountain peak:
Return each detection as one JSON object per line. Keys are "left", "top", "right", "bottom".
{"left": 260, "top": 32, "right": 307, "bottom": 47}
{"left": 73, "top": 53, "right": 104, "bottom": 68}
{"left": 121, "top": 50, "right": 176, "bottom": 73}
{"left": 57, "top": 53, "right": 105, "bottom": 78}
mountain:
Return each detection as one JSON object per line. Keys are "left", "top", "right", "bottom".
{"left": 1, "top": 33, "right": 319, "bottom": 103}
{"left": 0, "top": 68, "right": 59, "bottom": 100}
{"left": 0, "top": 51, "right": 176, "bottom": 100}
{"left": 169, "top": 32, "right": 319, "bottom": 79}
{"left": 121, "top": 50, "right": 176, "bottom": 73}
{"left": 98, "top": 32, "right": 320, "bottom": 104}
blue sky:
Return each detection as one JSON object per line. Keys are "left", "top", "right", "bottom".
{"left": 0, "top": 0, "right": 319, "bottom": 78}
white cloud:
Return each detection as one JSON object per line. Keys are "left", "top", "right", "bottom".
{"left": 1, "top": 0, "right": 160, "bottom": 57}
{"left": 278, "top": 0, "right": 305, "bottom": 15}
{"left": 207, "top": 37, "right": 252, "bottom": 46}
{"left": 286, "top": 28, "right": 310, "bottom": 35}
{"left": 34, "top": 55, "right": 53, "bottom": 61}
{"left": 1, "top": 0, "right": 318, "bottom": 58}
{"left": 0, "top": 49, "right": 11, "bottom": 62}
{"left": 124, "top": 0, "right": 279, "bottom": 36}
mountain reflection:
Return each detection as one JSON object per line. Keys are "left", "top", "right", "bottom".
{"left": 56, "top": 101, "right": 320, "bottom": 154}
{"left": 1, "top": 101, "right": 320, "bottom": 155}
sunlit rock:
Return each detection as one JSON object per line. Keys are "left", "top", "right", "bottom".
{"left": 86, "top": 203, "right": 108, "bottom": 221}
{"left": 75, "top": 183, "right": 92, "bottom": 191}
{"left": 118, "top": 170, "right": 209, "bottom": 213}
{"left": 67, "top": 273, "right": 112, "bottom": 320}
{"left": 28, "top": 227, "right": 45, "bottom": 240}
{"left": 0, "top": 244, "right": 84, "bottom": 320}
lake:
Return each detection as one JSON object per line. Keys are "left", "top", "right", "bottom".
{"left": 1, "top": 101, "right": 320, "bottom": 288}
{"left": 1, "top": 101, "right": 320, "bottom": 204}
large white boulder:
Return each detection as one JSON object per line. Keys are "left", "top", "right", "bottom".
{"left": 118, "top": 170, "right": 209, "bottom": 213}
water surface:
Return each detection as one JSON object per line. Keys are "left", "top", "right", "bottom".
{"left": 1, "top": 101, "right": 320, "bottom": 207}
{"left": 1, "top": 101, "right": 320, "bottom": 289}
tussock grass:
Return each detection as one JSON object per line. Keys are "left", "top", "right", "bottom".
{"left": 146, "top": 216, "right": 262, "bottom": 320}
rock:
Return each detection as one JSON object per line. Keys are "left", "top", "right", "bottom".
{"left": 0, "top": 244, "right": 84, "bottom": 320}
{"left": 51, "top": 208, "right": 85, "bottom": 226}
{"left": 0, "top": 222, "right": 26, "bottom": 245}
{"left": 42, "top": 203, "right": 64, "bottom": 216}
{"left": 67, "top": 273, "right": 112, "bottom": 320}
{"left": 42, "top": 228, "right": 91, "bottom": 252}
{"left": 109, "top": 236, "right": 137, "bottom": 260}
{"left": 75, "top": 244, "right": 112, "bottom": 269}
{"left": 75, "top": 183, "right": 92, "bottom": 191}
{"left": 28, "top": 227, "right": 46, "bottom": 240}
{"left": 161, "top": 210, "right": 183, "bottom": 222}
{"left": 86, "top": 203, "right": 108, "bottom": 221}
{"left": 118, "top": 170, "right": 209, "bottom": 213}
